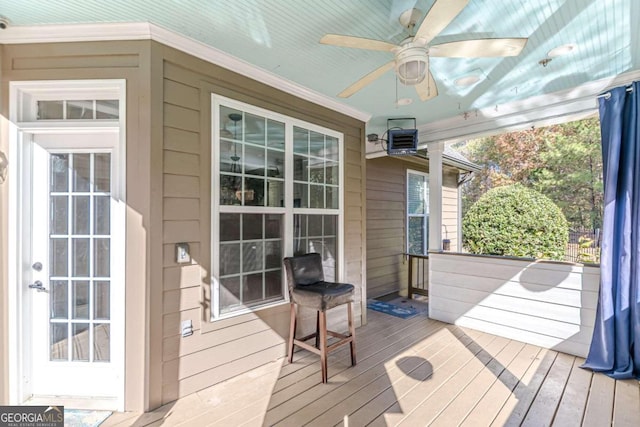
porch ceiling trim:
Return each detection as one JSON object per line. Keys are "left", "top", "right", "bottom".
{"left": 417, "top": 68, "right": 640, "bottom": 145}
{"left": 0, "top": 22, "right": 372, "bottom": 123}
{"left": 366, "top": 68, "right": 640, "bottom": 160}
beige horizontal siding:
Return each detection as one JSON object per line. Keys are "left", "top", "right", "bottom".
{"left": 158, "top": 42, "right": 366, "bottom": 406}
{"left": 366, "top": 157, "right": 409, "bottom": 297}
{"left": 429, "top": 252, "right": 599, "bottom": 357}
{"left": 366, "top": 156, "right": 462, "bottom": 297}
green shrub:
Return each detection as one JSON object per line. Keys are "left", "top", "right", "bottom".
{"left": 462, "top": 184, "right": 569, "bottom": 260}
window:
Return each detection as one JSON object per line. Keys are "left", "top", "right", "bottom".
{"left": 212, "top": 96, "right": 343, "bottom": 319}
{"left": 407, "top": 170, "right": 429, "bottom": 255}
{"left": 37, "top": 99, "right": 120, "bottom": 120}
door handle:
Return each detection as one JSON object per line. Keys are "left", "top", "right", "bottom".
{"left": 28, "top": 280, "right": 47, "bottom": 292}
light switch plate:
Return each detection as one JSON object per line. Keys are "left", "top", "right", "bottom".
{"left": 175, "top": 242, "right": 191, "bottom": 264}
{"left": 181, "top": 320, "right": 193, "bottom": 337}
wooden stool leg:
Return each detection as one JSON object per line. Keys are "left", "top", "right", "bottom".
{"left": 319, "top": 310, "right": 328, "bottom": 383}
{"left": 315, "top": 311, "right": 320, "bottom": 349}
{"left": 347, "top": 302, "right": 356, "bottom": 366}
{"left": 288, "top": 303, "right": 296, "bottom": 363}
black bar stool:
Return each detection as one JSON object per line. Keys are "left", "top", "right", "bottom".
{"left": 283, "top": 253, "right": 356, "bottom": 383}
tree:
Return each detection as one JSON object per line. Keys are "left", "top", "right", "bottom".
{"left": 462, "top": 184, "right": 569, "bottom": 260}
{"left": 534, "top": 119, "right": 603, "bottom": 229}
{"left": 455, "top": 118, "right": 603, "bottom": 230}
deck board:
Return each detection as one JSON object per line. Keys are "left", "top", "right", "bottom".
{"left": 281, "top": 326, "right": 461, "bottom": 426}
{"left": 612, "top": 379, "right": 640, "bottom": 427}
{"left": 491, "top": 349, "right": 558, "bottom": 426}
{"left": 429, "top": 339, "right": 526, "bottom": 427}
{"left": 102, "top": 309, "right": 640, "bottom": 427}
{"left": 521, "top": 352, "right": 575, "bottom": 426}
{"left": 582, "top": 371, "right": 616, "bottom": 427}
{"left": 551, "top": 357, "right": 592, "bottom": 427}
{"left": 460, "top": 344, "right": 541, "bottom": 426}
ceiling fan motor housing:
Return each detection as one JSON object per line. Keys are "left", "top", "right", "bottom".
{"left": 395, "top": 44, "right": 429, "bottom": 86}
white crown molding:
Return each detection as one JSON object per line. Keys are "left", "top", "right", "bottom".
{"left": 0, "top": 22, "right": 372, "bottom": 123}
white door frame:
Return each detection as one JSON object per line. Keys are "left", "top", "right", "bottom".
{"left": 7, "top": 80, "right": 126, "bottom": 411}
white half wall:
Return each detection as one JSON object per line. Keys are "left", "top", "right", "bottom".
{"left": 429, "top": 252, "right": 600, "bottom": 358}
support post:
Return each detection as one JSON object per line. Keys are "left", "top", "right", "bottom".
{"left": 428, "top": 141, "right": 444, "bottom": 251}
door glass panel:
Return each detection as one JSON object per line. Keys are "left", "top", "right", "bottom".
{"left": 50, "top": 154, "right": 69, "bottom": 192}
{"left": 50, "top": 196, "right": 68, "bottom": 235}
{"left": 38, "top": 101, "right": 64, "bottom": 120}
{"left": 72, "top": 281, "right": 90, "bottom": 319}
{"left": 96, "top": 100, "right": 119, "bottom": 120}
{"left": 94, "top": 281, "right": 110, "bottom": 320}
{"left": 50, "top": 238, "right": 68, "bottom": 277}
{"left": 94, "top": 196, "right": 111, "bottom": 235}
{"left": 50, "top": 323, "right": 68, "bottom": 361}
{"left": 94, "top": 324, "right": 110, "bottom": 361}
{"left": 67, "top": 100, "right": 94, "bottom": 120}
{"left": 72, "top": 323, "right": 90, "bottom": 361}
{"left": 94, "top": 238, "right": 110, "bottom": 277}
{"left": 48, "top": 152, "right": 112, "bottom": 363}
{"left": 73, "top": 154, "right": 91, "bottom": 192}
{"left": 72, "top": 238, "right": 90, "bottom": 277}
{"left": 94, "top": 153, "right": 111, "bottom": 192}
{"left": 73, "top": 196, "right": 90, "bottom": 235}
{"left": 50, "top": 280, "right": 68, "bottom": 319}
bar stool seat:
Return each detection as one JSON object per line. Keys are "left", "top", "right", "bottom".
{"left": 283, "top": 253, "right": 356, "bottom": 383}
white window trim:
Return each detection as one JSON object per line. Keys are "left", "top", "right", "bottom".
{"left": 406, "top": 169, "right": 429, "bottom": 255}
{"left": 7, "top": 80, "right": 126, "bottom": 411}
{"left": 210, "top": 94, "right": 344, "bottom": 320}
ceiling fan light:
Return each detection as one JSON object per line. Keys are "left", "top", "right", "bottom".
{"left": 395, "top": 46, "right": 429, "bottom": 86}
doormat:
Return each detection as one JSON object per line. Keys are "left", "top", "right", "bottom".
{"left": 383, "top": 296, "right": 429, "bottom": 316}
{"left": 64, "top": 409, "right": 112, "bottom": 427}
{"left": 367, "top": 299, "right": 419, "bottom": 319}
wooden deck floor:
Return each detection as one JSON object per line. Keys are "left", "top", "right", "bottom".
{"left": 104, "top": 309, "right": 640, "bottom": 426}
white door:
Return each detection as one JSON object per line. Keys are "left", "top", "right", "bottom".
{"left": 25, "top": 132, "right": 123, "bottom": 401}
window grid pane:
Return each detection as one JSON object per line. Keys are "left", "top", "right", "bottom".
{"left": 220, "top": 108, "right": 285, "bottom": 207}
{"left": 49, "top": 152, "right": 112, "bottom": 362}
{"left": 216, "top": 103, "right": 342, "bottom": 319}
{"left": 293, "top": 214, "right": 337, "bottom": 281}
{"left": 219, "top": 213, "right": 283, "bottom": 315}
{"left": 407, "top": 172, "right": 429, "bottom": 254}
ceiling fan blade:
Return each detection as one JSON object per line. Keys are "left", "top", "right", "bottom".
{"left": 416, "top": 71, "right": 438, "bottom": 101}
{"left": 338, "top": 61, "right": 395, "bottom": 98}
{"left": 414, "top": 0, "right": 469, "bottom": 46}
{"left": 320, "top": 34, "right": 397, "bottom": 52}
{"left": 429, "top": 38, "right": 528, "bottom": 58}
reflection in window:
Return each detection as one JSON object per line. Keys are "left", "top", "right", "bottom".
{"left": 292, "top": 127, "right": 339, "bottom": 210}
{"left": 219, "top": 107, "right": 285, "bottom": 207}
{"left": 37, "top": 99, "right": 119, "bottom": 120}
{"left": 215, "top": 99, "right": 341, "bottom": 319}
{"left": 407, "top": 171, "right": 429, "bottom": 255}
{"left": 48, "top": 151, "right": 113, "bottom": 362}
{"left": 219, "top": 213, "right": 283, "bottom": 314}
{"left": 293, "top": 215, "right": 337, "bottom": 281}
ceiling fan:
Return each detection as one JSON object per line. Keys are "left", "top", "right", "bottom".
{"left": 320, "top": 0, "right": 528, "bottom": 101}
